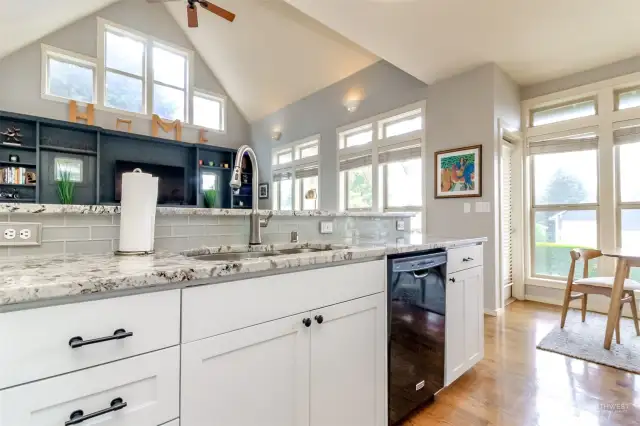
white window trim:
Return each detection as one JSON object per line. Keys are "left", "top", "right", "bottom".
{"left": 192, "top": 88, "right": 227, "bottom": 133}
{"left": 336, "top": 101, "right": 426, "bottom": 221}
{"left": 272, "top": 134, "right": 321, "bottom": 210}
{"left": 41, "top": 44, "right": 98, "bottom": 104}
{"left": 521, "top": 71, "right": 640, "bottom": 290}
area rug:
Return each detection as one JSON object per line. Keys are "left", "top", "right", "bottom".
{"left": 537, "top": 311, "right": 640, "bottom": 374}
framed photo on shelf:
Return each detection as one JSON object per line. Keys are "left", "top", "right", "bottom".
{"left": 258, "top": 183, "right": 269, "bottom": 199}
{"left": 434, "top": 144, "right": 482, "bottom": 198}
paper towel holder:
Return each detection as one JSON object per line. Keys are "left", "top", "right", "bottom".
{"left": 115, "top": 167, "right": 156, "bottom": 256}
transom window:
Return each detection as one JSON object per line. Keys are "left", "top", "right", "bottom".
{"left": 530, "top": 98, "right": 597, "bottom": 127}
{"left": 615, "top": 86, "right": 640, "bottom": 111}
{"left": 193, "top": 91, "right": 225, "bottom": 131}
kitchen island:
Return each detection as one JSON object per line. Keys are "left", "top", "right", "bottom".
{"left": 0, "top": 236, "right": 486, "bottom": 426}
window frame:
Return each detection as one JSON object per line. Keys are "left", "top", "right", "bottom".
{"left": 151, "top": 41, "right": 190, "bottom": 122}
{"left": 41, "top": 44, "right": 97, "bottom": 104}
{"left": 529, "top": 97, "right": 598, "bottom": 128}
{"left": 193, "top": 89, "right": 226, "bottom": 132}
{"left": 615, "top": 141, "right": 640, "bottom": 250}
{"left": 380, "top": 159, "right": 423, "bottom": 212}
{"left": 272, "top": 135, "right": 321, "bottom": 211}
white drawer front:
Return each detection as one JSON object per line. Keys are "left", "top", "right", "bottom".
{"left": 0, "top": 347, "right": 180, "bottom": 426}
{"left": 182, "top": 260, "right": 385, "bottom": 342}
{"left": 447, "top": 244, "right": 483, "bottom": 273}
{"left": 0, "top": 290, "right": 180, "bottom": 389}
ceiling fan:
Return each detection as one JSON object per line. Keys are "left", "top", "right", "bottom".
{"left": 148, "top": 0, "right": 236, "bottom": 27}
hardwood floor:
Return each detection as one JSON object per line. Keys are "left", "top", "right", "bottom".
{"left": 404, "top": 301, "right": 640, "bottom": 426}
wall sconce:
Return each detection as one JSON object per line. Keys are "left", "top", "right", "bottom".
{"left": 343, "top": 87, "right": 365, "bottom": 113}
{"left": 271, "top": 130, "right": 282, "bottom": 141}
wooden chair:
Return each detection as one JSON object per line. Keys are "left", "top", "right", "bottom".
{"left": 560, "top": 249, "right": 640, "bottom": 343}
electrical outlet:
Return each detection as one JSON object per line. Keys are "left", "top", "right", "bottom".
{"left": 320, "top": 221, "right": 333, "bottom": 234}
{"left": 396, "top": 220, "right": 405, "bottom": 231}
{"left": 0, "top": 223, "right": 41, "bottom": 246}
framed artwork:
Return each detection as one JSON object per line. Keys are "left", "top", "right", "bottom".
{"left": 435, "top": 144, "right": 482, "bottom": 198}
{"left": 258, "top": 183, "right": 269, "bottom": 199}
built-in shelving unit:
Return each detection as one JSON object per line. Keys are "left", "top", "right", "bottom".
{"left": 0, "top": 110, "right": 253, "bottom": 208}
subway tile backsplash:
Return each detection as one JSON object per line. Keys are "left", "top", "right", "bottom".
{"left": 1, "top": 214, "right": 410, "bottom": 257}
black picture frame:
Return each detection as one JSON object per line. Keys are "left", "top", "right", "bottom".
{"left": 258, "top": 183, "right": 269, "bottom": 199}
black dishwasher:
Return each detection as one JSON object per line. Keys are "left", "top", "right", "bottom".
{"left": 387, "top": 250, "right": 447, "bottom": 425}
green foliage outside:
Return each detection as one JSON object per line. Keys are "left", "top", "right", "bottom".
{"left": 535, "top": 242, "right": 598, "bottom": 279}
{"left": 348, "top": 169, "right": 372, "bottom": 208}
{"left": 440, "top": 153, "right": 475, "bottom": 170}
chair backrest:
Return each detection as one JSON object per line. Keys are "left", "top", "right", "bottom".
{"left": 570, "top": 249, "right": 603, "bottom": 279}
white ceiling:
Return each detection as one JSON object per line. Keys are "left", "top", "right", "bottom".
{"left": 0, "top": 0, "right": 120, "bottom": 59}
{"left": 163, "top": 0, "right": 378, "bottom": 121}
{"left": 286, "top": 0, "right": 640, "bottom": 87}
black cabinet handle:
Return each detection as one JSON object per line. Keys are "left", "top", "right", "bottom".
{"left": 302, "top": 318, "right": 312, "bottom": 327}
{"left": 449, "top": 277, "right": 456, "bottom": 283}
{"left": 65, "top": 398, "right": 127, "bottom": 425}
{"left": 69, "top": 329, "right": 133, "bottom": 349}
{"left": 315, "top": 315, "right": 324, "bottom": 324}
{"left": 462, "top": 257, "right": 474, "bottom": 262}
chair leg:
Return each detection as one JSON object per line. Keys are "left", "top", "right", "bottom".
{"left": 630, "top": 291, "right": 640, "bottom": 336}
{"left": 560, "top": 286, "right": 573, "bottom": 329}
{"left": 616, "top": 305, "right": 623, "bottom": 344}
{"left": 581, "top": 294, "right": 588, "bottom": 322}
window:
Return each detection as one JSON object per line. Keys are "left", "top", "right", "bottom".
{"left": 272, "top": 136, "right": 320, "bottom": 210}
{"left": 379, "top": 109, "right": 423, "bottom": 138}
{"left": 345, "top": 166, "right": 373, "bottom": 209}
{"left": 616, "top": 86, "right": 640, "bottom": 111}
{"left": 530, "top": 98, "right": 596, "bottom": 127}
{"left": 528, "top": 135, "right": 599, "bottom": 279}
{"left": 103, "top": 27, "right": 145, "bottom": 113}
{"left": 55, "top": 157, "right": 83, "bottom": 182}
{"left": 193, "top": 91, "right": 224, "bottom": 131}
{"left": 615, "top": 130, "right": 640, "bottom": 281}
{"left": 42, "top": 46, "right": 96, "bottom": 103}
{"left": 339, "top": 125, "right": 373, "bottom": 149}
{"left": 201, "top": 172, "right": 217, "bottom": 191}
{"left": 272, "top": 171, "right": 293, "bottom": 211}
{"left": 152, "top": 44, "right": 187, "bottom": 121}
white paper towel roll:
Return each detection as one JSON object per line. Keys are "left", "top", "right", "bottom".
{"left": 119, "top": 168, "right": 158, "bottom": 253}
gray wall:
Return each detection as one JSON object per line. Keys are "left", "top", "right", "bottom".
{"left": 250, "top": 60, "right": 428, "bottom": 210}
{"left": 0, "top": 0, "right": 249, "bottom": 149}
{"left": 425, "top": 64, "right": 520, "bottom": 312}
{"left": 521, "top": 54, "right": 640, "bottom": 100}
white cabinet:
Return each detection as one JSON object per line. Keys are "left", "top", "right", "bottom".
{"left": 0, "top": 347, "right": 180, "bottom": 426}
{"left": 310, "top": 293, "right": 386, "bottom": 426}
{"left": 445, "top": 266, "right": 484, "bottom": 386}
{"left": 181, "top": 292, "right": 386, "bottom": 426}
{"left": 181, "top": 313, "right": 311, "bottom": 426}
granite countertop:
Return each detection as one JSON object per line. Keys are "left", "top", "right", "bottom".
{"left": 0, "top": 203, "right": 415, "bottom": 218}
{"left": 0, "top": 236, "right": 486, "bottom": 308}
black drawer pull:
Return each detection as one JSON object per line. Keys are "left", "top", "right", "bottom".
{"left": 65, "top": 397, "right": 127, "bottom": 425}
{"left": 69, "top": 329, "right": 133, "bottom": 349}
{"left": 302, "top": 318, "right": 312, "bottom": 327}
{"left": 462, "top": 257, "right": 474, "bottom": 262}
{"left": 449, "top": 277, "right": 456, "bottom": 283}
{"left": 315, "top": 315, "right": 324, "bottom": 324}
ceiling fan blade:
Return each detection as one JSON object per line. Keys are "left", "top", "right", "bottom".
{"left": 198, "top": 1, "right": 236, "bottom": 22}
{"left": 186, "top": 4, "right": 199, "bottom": 28}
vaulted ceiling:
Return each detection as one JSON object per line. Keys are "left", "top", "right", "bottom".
{"left": 163, "top": 0, "right": 378, "bottom": 121}
{"left": 286, "top": 0, "right": 640, "bottom": 87}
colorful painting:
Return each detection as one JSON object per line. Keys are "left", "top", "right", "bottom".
{"left": 435, "top": 145, "right": 482, "bottom": 198}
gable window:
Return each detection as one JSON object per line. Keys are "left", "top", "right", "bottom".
{"left": 103, "top": 27, "right": 145, "bottom": 114}
{"left": 152, "top": 44, "right": 187, "bottom": 121}
{"left": 530, "top": 98, "right": 597, "bottom": 127}
{"left": 193, "top": 91, "right": 225, "bottom": 131}
{"left": 42, "top": 46, "right": 96, "bottom": 104}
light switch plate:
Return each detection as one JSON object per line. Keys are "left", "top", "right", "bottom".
{"left": 396, "top": 220, "right": 405, "bottom": 231}
{"left": 475, "top": 201, "right": 490, "bottom": 213}
{"left": 320, "top": 221, "right": 333, "bottom": 234}
{"left": 0, "top": 222, "right": 41, "bottom": 246}
{"left": 464, "top": 203, "right": 471, "bottom": 213}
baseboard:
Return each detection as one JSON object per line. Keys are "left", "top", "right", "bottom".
{"left": 525, "top": 294, "right": 637, "bottom": 318}
{"left": 484, "top": 308, "right": 502, "bottom": 317}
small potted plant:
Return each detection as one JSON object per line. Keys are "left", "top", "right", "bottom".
{"left": 204, "top": 189, "right": 217, "bottom": 208}
{"left": 56, "top": 170, "right": 75, "bottom": 204}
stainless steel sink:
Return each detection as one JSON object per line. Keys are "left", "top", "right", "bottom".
{"left": 276, "top": 248, "right": 332, "bottom": 255}
{"left": 191, "top": 252, "right": 280, "bottom": 261}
